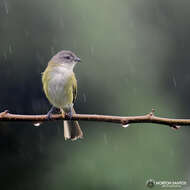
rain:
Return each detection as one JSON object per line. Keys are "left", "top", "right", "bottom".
{"left": 0, "top": 1, "right": 190, "bottom": 189}
{"left": 3, "top": 0, "right": 8, "bottom": 15}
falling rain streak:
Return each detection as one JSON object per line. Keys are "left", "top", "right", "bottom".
{"left": 83, "top": 93, "right": 87, "bottom": 103}
{"left": 3, "top": 0, "right": 8, "bottom": 15}
{"left": 172, "top": 76, "right": 177, "bottom": 87}
{"left": 8, "top": 44, "right": 12, "bottom": 54}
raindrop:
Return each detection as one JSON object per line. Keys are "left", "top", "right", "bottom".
{"left": 33, "top": 122, "right": 41, "bottom": 127}
{"left": 171, "top": 125, "right": 181, "bottom": 130}
{"left": 122, "top": 124, "right": 130, "bottom": 128}
{"left": 83, "top": 93, "right": 86, "bottom": 103}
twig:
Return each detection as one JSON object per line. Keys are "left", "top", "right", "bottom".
{"left": 0, "top": 109, "right": 188, "bottom": 129}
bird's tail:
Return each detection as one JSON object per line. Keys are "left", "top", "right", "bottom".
{"left": 62, "top": 108, "right": 83, "bottom": 141}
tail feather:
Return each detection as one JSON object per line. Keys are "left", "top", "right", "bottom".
{"left": 62, "top": 108, "right": 83, "bottom": 141}
{"left": 64, "top": 120, "right": 71, "bottom": 140}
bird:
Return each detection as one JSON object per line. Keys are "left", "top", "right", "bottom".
{"left": 42, "top": 50, "right": 83, "bottom": 140}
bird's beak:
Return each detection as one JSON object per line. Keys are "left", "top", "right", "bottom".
{"left": 75, "top": 57, "right": 81, "bottom": 63}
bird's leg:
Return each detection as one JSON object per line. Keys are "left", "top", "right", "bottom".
{"left": 47, "top": 106, "right": 58, "bottom": 119}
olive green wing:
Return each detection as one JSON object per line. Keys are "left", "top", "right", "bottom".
{"left": 72, "top": 75, "right": 77, "bottom": 104}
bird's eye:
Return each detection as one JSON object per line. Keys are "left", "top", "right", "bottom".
{"left": 64, "top": 56, "right": 71, "bottom": 60}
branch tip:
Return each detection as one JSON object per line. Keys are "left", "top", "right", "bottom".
{"left": 0, "top": 110, "right": 9, "bottom": 118}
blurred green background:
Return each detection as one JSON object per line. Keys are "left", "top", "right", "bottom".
{"left": 0, "top": 0, "right": 190, "bottom": 189}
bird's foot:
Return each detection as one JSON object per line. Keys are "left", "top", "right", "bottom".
{"left": 46, "top": 106, "right": 57, "bottom": 120}
{"left": 65, "top": 109, "right": 73, "bottom": 120}
{"left": 47, "top": 112, "right": 52, "bottom": 120}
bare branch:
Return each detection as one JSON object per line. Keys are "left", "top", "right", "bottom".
{"left": 0, "top": 109, "right": 189, "bottom": 129}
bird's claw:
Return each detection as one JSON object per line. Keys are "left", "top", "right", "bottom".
{"left": 47, "top": 112, "right": 53, "bottom": 120}
{"left": 46, "top": 106, "right": 57, "bottom": 120}
{"left": 65, "top": 110, "right": 73, "bottom": 119}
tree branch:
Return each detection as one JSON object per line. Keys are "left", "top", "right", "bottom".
{"left": 0, "top": 109, "right": 188, "bottom": 129}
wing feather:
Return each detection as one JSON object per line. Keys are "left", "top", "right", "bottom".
{"left": 72, "top": 74, "right": 77, "bottom": 104}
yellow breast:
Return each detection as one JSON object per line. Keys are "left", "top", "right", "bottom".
{"left": 42, "top": 63, "right": 77, "bottom": 109}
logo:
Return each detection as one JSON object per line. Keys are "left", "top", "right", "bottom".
{"left": 146, "top": 179, "right": 187, "bottom": 188}
{"left": 146, "top": 179, "right": 155, "bottom": 188}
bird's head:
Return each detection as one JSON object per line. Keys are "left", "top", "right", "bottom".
{"left": 49, "top": 50, "right": 81, "bottom": 69}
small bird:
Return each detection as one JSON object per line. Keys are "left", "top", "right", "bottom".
{"left": 42, "top": 50, "right": 83, "bottom": 140}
